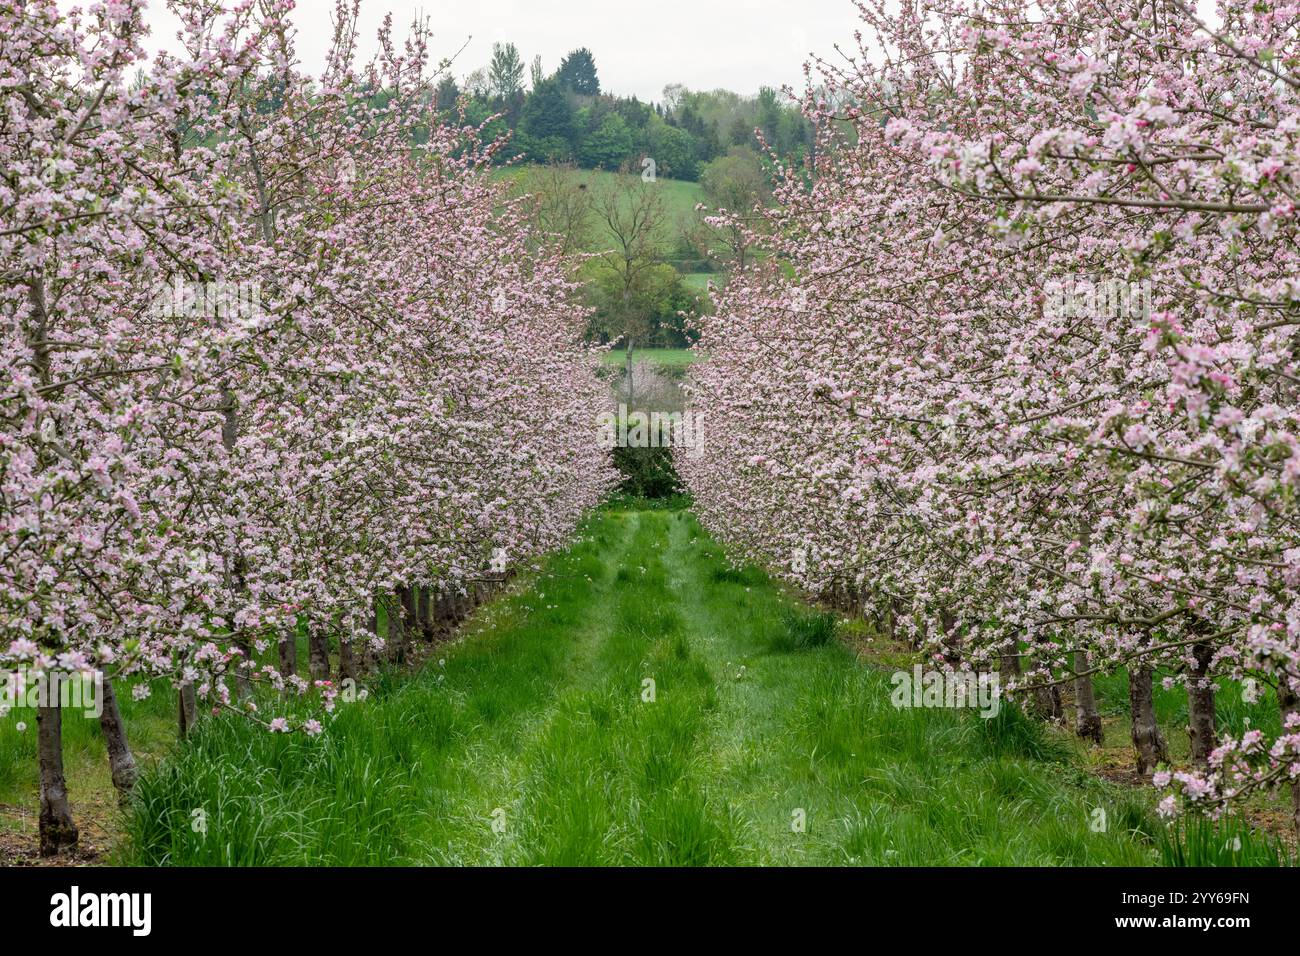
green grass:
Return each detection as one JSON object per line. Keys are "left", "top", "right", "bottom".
{"left": 680, "top": 272, "right": 720, "bottom": 291}
{"left": 498, "top": 167, "right": 706, "bottom": 256}
{"left": 600, "top": 347, "right": 702, "bottom": 366}
{"left": 117, "top": 508, "right": 1282, "bottom": 866}
{"left": 771, "top": 607, "right": 839, "bottom": 652}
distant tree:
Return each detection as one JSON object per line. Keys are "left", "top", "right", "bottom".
{"left": 515, "top": 134, "right": 572, "bottom": 163}
{"left": 530, "top": 54, "right": 545, "bottom": 90}
{"left": 488, "top": 42, "right": 525, "bottom": 100}
{"left": 776, "top": 110, "right": 809, "bottom": 160}
{"left": 696, "top": 147, "right": 770, "bottom": 270}
{"left": 756, "top": 86, "right": 782, "bottom": 144}
{"left": 463, "top": 97, "right": 519, "bottom": 162}
{"left": 517, "top": 163, "right": 593, "bottom": 256}
{"left": 434, "top": 75, "right": 460, "bottom": 111}
{"left": 614, "top": 96, "right": 653, "bottom": 130}
{"left": 671, "top": 102, "right": 719, "bottom": 163}
{"left": 520, "top": 78, "right": 576, "bottom": 144}
{"left": 586, "top": 262, "right": 703, "bottom": 347}
{"left": 727, "top": 113, "right": 753, "bottom": 147}
{"left": 557, "top": 47, "right": 600, "bottom": 95}
{"left": 463, "top": 67, "right": 490, "bottom": 97}
{"left": 644, "top": 117, "right": 698, "bottom": 180}
{"left": 590, "top": 167, "right": 669, "bottom": 349}
{"left": 664, "top": 86, "right": 808, "bottom": 162}
{"left": 578, "top": 113, "right": 633, "bottom": 169}
{"left": 700, "top": 148, "right": 769, "bottom": 211}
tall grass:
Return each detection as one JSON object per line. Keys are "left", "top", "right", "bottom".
{"left": 1157, "top": 816, "right": 1294, "bottom": 867}
{"left": 770, "top": 608, "right": 838, "bottom": 652}
{"left": 119, "top": 508, "right": 1287, "bottom": 867}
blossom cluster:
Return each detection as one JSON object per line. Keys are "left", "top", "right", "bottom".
{"left": 1, "top": 0, "right": 615, "bottom": 727}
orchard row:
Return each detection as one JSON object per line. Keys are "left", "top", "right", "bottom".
{"left": 1, "top": 0, "right": 614, "bottom": 854}
{"left": 681, "top": 0, "right": 1300, "bottom": 830}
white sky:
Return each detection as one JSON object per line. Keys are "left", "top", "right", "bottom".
{"left": 94, "top": 0, "right": 871, "bottom": 103}
{"left": 63, "top": 0, "right": 1223, "bottom": 105}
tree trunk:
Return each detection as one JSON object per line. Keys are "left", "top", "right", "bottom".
{"left": 879, "top": 595, "right": 898, "bottom": 644}
{"left": 308, "top": 630, "right": 331, "bottom": 683}
{"left": 177, "top": 684, "right": 199, "bottom": 739}
{"left": 30, "top": 282, "right": 79, "bottom": 859}
{"left": 364, "top": 604, "right": 380, "bottom": 670}
{"left": 409, "top": 587, "right": 425, "bottom": 642}
{"left": 278, "top": 632, "right": 297, "bottom": 680}
{"left": 1128, "top": 665, "right": 1169, "bottom": 776}
{"left": 1073, "top": 652, "right": 1104, "bottom": 745}
{"left": 1028, "top": 635, "right": 1064, "bottom": 720}
{"left": 401, "top": 586, "right": 417, "bottom": 657}
{"left": 38, "top": 700, "right": 79, "bottom": 856}
{"left": 1032, "top": 683, "right": 1063, "bottom": 720}
{"left": 420, "top": 589, "right": 435, "bottom": 642}
{"left": 436, "top": 591, "right": 454, "bottom": 632}
{"left": 387, "top": 592, "right": 408, "bottom": 665}
{"left": 233, "top": 638, "right": 253, "bottom": 699}
{"left": 98, "top": 677, "right": 138, "bottom": 798}
{"left": 1186, "top": 641, "right": 1217, "bottom": 767}
{"left": 937, "top": 607, "right": 961, "bottom": 666}
{"left": 338, "top": 635, "right": 359, "bottom": 683}
{"left": 999, "top": 639, "right": 1022, "bottom": 685}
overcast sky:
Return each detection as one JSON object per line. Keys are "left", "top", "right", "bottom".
{"left": 115, "top": 0, "right": 870, "bottom": 103}
{"left": 73, "top": 0, "right": 1224, "bottom": 104}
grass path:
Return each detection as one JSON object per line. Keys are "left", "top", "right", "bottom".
{"left": 122, "top": 507, "right": 1280, "bottom": 866}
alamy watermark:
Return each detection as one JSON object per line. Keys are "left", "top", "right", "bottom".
{"left": 149, "top": 276, "right": 262, "bottom": 321}
{"left": 50, "top": 886, "right": 151, "bottom": 936}
{"left": 1044, "top": 277, "right": 1150, "bottom": 321}
{"left": 1, "top": 669, "right": 103, "bottom": 719}
{"left": 597, "top": 404, "right": 705, "bottom": 458}
{"left": 890, "top": 664, "right": 1000, "bottom": 718}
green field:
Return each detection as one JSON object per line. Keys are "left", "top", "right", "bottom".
{"left": 498, "top": 167, "right": 721, "bottom": 284}
{"left": 599, "top": 347, "right": 702, "bottom": 366}
{"left": 114, "top": 507, "right": 1286, "bottom": 866}
{"left": 497, "top": 166, "right": 706, "bottom": 250}
{"left": 681, "top": 272, "right": 719, "bottom": 291}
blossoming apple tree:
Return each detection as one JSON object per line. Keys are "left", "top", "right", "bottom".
{"left": 681, "top": 0, "right": 1300, "bottom": 831}
{"left": 1, "top": 0, "right": 613, "bottom": 854}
